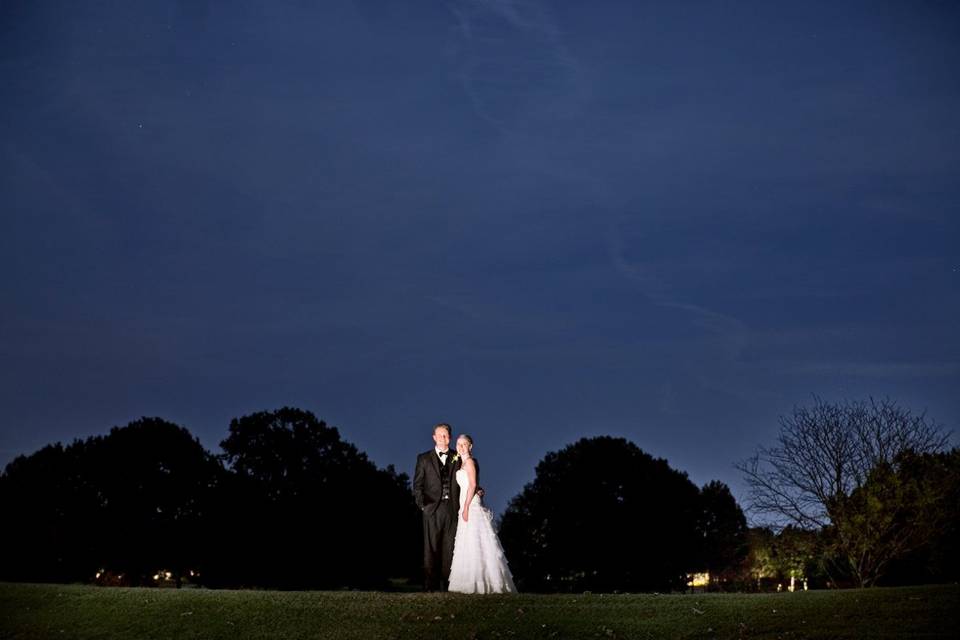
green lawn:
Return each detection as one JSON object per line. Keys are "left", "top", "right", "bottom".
{"left": 1, "top": 582, "right": 957, "bottom": 639}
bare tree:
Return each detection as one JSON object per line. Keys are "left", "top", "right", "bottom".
{"left": 736, "top": 396, "right": 949, "bottom": 587}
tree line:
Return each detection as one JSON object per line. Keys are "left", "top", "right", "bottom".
{"left": 0, "top": 399, "right": 956, "bottom": 591}
{"left": 0, "top": 408, "right": 419, "bottom": 589}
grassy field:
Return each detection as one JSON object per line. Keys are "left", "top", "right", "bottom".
{"left": 1, "top": 582, "right": 957, "bottom": 640}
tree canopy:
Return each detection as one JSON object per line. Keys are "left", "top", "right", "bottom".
{"left": 214, "top": 407, "right": 419, "bottom": 588}
{"left": 0, "top": 417, "right": 222, "bottom": 585}
{"left": 699, "top": 480, "right": 749, "bottom": 584}
{"left": 498, "top": 436, "right": 716, "bottom": 592}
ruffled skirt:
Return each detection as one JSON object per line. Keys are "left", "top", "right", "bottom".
{"left": 448, "top": 500, "right": 517, "bottom": 594}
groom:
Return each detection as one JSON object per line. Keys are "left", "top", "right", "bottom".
{"left": 413, "top": 423, "right": 460, "bottom": 591}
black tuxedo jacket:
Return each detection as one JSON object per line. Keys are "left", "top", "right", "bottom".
{"left": 413, "top": 449, "right": 461, "bottom": 516}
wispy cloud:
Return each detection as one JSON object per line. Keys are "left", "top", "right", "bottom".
{"left": 607, "top": 222, "right": 749, "bottom": 360}
{"left": 785, "top": 361, "right": 960, "bottom": 379}
{"left": 448, "top": 2, "right": 753, "bottom": 361}
{"left": 448, "top": 0, "right": 588, "bottom": 131}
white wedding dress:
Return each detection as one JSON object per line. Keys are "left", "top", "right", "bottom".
{"left": 447, "top": 468, "right": 517, "bottom": 594}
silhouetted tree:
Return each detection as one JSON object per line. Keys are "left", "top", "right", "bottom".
{"left": 88, "top": 417, "right": 224, "bottom": 585}
{"left": 216, "top": 407, "right": 419, "bottom": 589}
{"left": 737, "top": 396, "right": 949, "bottom": 587}
{"left": 499, "top": 436, "right": 702, "bottom": 592}
{"left": 698, "top": 480, "right": 748, "bottom": 588}
{"left": 0, "top": 442, "right": 94, "bottom": 582}
{"left": 0, "top": 417, "right": 222, "bottom": 585}
{"left": 912, "top": 447, "right": 960, "bottom": 583}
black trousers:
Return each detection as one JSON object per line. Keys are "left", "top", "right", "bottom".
{"left": 422, "top": 502, "right": 458, "bottom": 591}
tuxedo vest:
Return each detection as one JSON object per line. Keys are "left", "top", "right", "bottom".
{"left": 440, "top": 457, "right": 453, "bottom": 499}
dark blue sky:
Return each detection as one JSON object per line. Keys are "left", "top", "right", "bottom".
{"left": 2, "top": 0, "right": 958, "bottom": 516}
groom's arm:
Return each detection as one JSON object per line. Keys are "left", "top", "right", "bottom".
{"left": 413, "top": 455, "right": 426, "bottom": 511}
{"left": 473, "top": 459, "right": 483, "bottom": 498}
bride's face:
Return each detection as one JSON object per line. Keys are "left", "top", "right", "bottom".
{"left": 456, "top": 438, "right": 472, "bottom": 458}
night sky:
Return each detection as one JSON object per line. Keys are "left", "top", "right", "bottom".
{"left": 2, "top": 0, "right": 958, "bottom": 516}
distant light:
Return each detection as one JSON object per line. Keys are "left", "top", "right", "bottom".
{"left": 686, "top": 572, "right": 710, "bottom": 588}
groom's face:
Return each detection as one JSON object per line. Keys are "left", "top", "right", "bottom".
{"left": 433, "top": 427, "right": 450, "bottom": 451}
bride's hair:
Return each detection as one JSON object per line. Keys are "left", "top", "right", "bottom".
{"left": 457, "top": 434, "right": 473, "bottom": 446}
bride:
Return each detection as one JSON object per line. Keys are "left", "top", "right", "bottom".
{"left": 447, "top": 434, "right": 517, "bottom": 594}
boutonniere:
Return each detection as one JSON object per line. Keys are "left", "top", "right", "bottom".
{"left": 452, "top": 454, "right": 460, "bottom": 463}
